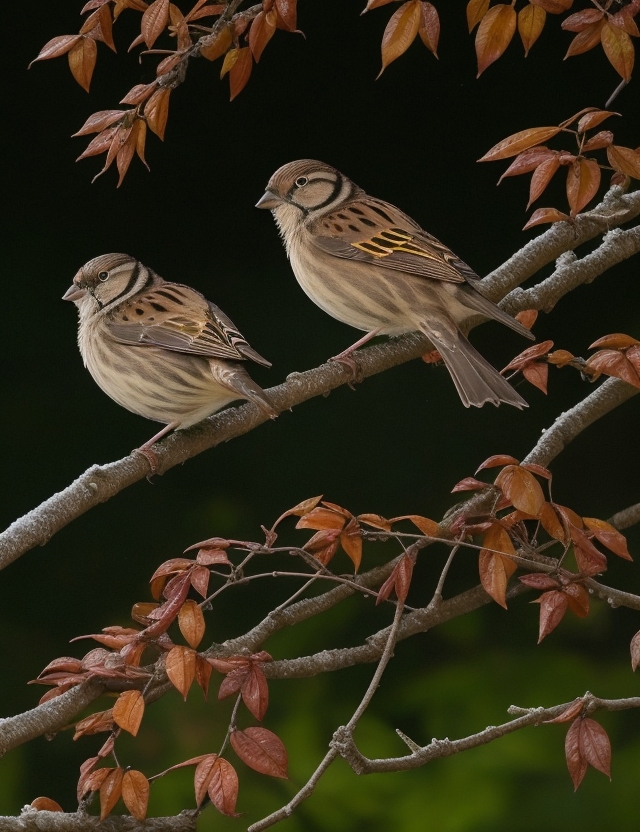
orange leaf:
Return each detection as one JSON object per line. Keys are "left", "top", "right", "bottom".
{"left": 296, "top": 507, "right": 346, "bottom": 531}
{"left": 494, "top": 465, "right": 545, "bottom": 516}
{"left": 480, "top": 126, "right": 562, "bottom": 162}
{"left": 583, "top": 517, "right": 632, "bottom": 560}
{"left": 539, "top": 501, "right": 567, "bottom": 542}
{"left": 451, "top": 476, "right": 488, "bottom": 492}
{"left": 178, "top": 599, "right": 206, "bottom": 649}
{"left": 121, "top": 770, "right": 149, "bottom": 821}
{"left": 249, "top": 9, "right": 277, "bottom": 62}
{"left": 562, "top": 9, "right": 604, "bottom": 32}
{"left": 523, "top": 206, "right": 571, "bottom": 229}
{"left": 208, "top": 757, "right": 239, "bottom": 816}
{"left": 389, "top": 514, "right": 441, "bottom": 536}
{"left": 30, "top": 35, "right": 82, "bottom": 66}
{"left": 526, "top": 153, "right": 561, "bottom": 207}
{"left": 30, "top": 797, "right": 64, "bottom": 812}
{"left": 498, "top": 146, "right": 555, "bottom": 181}
{"left": 586, "top": 349, "right": 640, "bottom": 388}
{"left": 564, "top": 20, "right": 604, "bottom": 57}
{"left": 564, "top": 583, "right": 590, "bottom": 618}
{"left": 200, "top": 24, "right": 233, "bottom": 60}
{"left": 112, "top": 690, "right": 145, "bottom": 736}
{"left": 529, "top": 0, "right": 572, "bottom": 11}
{"left": 141, "top": 0, "right": 170, "bottom": 47}
{"left": 357, "top": 513, "right": 391, "bottom": 531}
{"left": 577, "top": 109, "right": 619, "bottom": 132}
{"left": 475, "top": 4, "right": 517, "bottom": 76}
{"left": 144, "top": 87, "right": 171, "bottom": 140}
{"left": 340, "top": 518, "right": 362, "bottom": 571}
{"left": 378, "top": 0, "right": 421, "bottom": 76}
{"left": 467, "top": 0, "right": 490, "bottom": 32}
{"left": 166, "top": 645, "right": 197, "bottom": 699}
{"left": 99, "top": 768, "right": 124, "bottom": 820}
{"left": 600, "top": 21, "right": 635, "bottom": 80}
{"left": 518, "top": 4, "right": 546, "bottom": 56}
{"left": 418, "top": 1, "right": 439, "bottom": 57}
{"left": 606, "top": 145, "right": 640, "bottom": 179}
{"left": 230, "top": 727, "right": 288, "bottom": 778}
{"left": 228, "top": 47, "right": 252, "bottom": 100}
{"left": 566, "top": 157, "right": 601, "bottom": 215}
{"left": 275, "top": 0, "right": 297, "bottom": 31}
{"left": 68, "top": 37, "right": 97, "bottom": 92}
{"left": 589, "top": 333, "right": 640, "bottom": 350}
{"left": 515, "top": 309, "right": 538, "bottom": 330}
{"left": 535, "top": 589, "right": 569, "bottom": 641}
{"left": 479, "top": 524, "right": 517, "bottom": 608}
{"left": 582, "top": 130, "right": 614, "bottom": 152}
{"left": 522, "top": 361, "right": 549, "bottom": 393}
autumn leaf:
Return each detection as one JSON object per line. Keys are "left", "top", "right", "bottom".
{"left": 600, "top": 21, "right": 635, "bottom": 80}
{"left": 418, "top": 1, "right": 439, "bottom": 57}
{"left": 607, "top": 145, "right": 640, "bottom": 179}
{"left": 249, "top": 9, "right": 277, "bottom": 62}
{"left": 166, "top": 645, "right": 197, "bottom": 699}
{"left": 208, "top": 757, "right": 239, "bottom": 816}
{"left": 121, "top": 770, "right": 149, "bottom": 821}
{"left": 534, "top": 589, "right": 568, "bottom": 641}
{"left": 112, "top": 690, "right": 145, "bottom": 736}
{"left": 230, "top": 727, "right": 288, "bottom": 778}
{"left": 494, "top": 465, "right": 545, "bottom": 516}
{"left": 141, "top": 0, "right": 170, "bottom": 48}
{"left": 566, "top": 157, "right": 601, "bottom": 215}
{"left": 30, "top": 35, "right": 82, "bottom": 67}
{"left": 30, "top": 797, "right": 64, "bottom": 812}
{"left": 377, "top": 553, "right": 415, "bottom": 604}
{"left": 467, "top": 0, "right": 490, "bottom": 32}
{"left": 561, "top": 9, "right": 603, "bottom": 32}
{"left": 378, "top": 0, "right": 421, "bottom": 76}
{"left": 583, "top": 517, "right": 632, "bottom": 560}
{"left": 475, "top": 4, "right": 517, "bottom": 76}
{"left": 564, "top": 20, "right": 604, "bottom": 57}
{"left": 99, "top": 768, "right": 124, "bottom": 820}
{"left": 523, "top": 207, "right": 571, "bottom": 229}
{"left": 518, "top": 4, "right": 546, "bottom": 56}
{"left": 527, "top": 153, "right": 561, "bottom": 207}
{"left": 178, "top": 599, "right": 206, "bottom": 649}
{"left": 68, "top": 37, "right": 98, "bottom": 92}
{"left": 144, "top": 87, "right": 171, "bottom": 140}
{"left": 479, "top": 126, "right": 562, "bottom": 162}
{"left": 479, "top": 523, "right": 517, "bottom": 608}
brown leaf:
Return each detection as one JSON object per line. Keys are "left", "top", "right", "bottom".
{"left": 545, "top": 698, "right": 584, "bottom": 723}
{"left": 581, "top": 130, "right": 614, "bottom": 152}
{"left": 378, "top": 0, "right": 421, "bottom": 76}
{"left": 144, "top": 87, "right": 171, "bottom": 140}
{"left": 590, "top": 333, "right": 640, "bottom": 350}
{"left": 30, "top": 797, "right": 64, "bottom": 812}
{"left": 565, "top": 718, "right": 588, "bottom": 789}
{"left": 566, "top": 157, "right": 601, "bottom": 215}
{"left": 142, "top": 0, "right": 170, "bottom": 47}
{"left": 562, "top": 9, "right": 603, "bottom": 32}
{"left": 563, "top": 583, "right": 590, "bottom": 618}
{"left": 121, "top": 770, "right": 149, "bottom": 821}
{"left": 606, "top": 145, "right": 640, "bottom": 179}
{"left": 30, "top": 35, "right": 82, "bottom": 67}
{"left": 451, "top": 476, "right": 489, "bottom": 493}
{"left": 610, "top": 7, "right": 640, "bottom": 37}
{"left": 190, "top": 564, "right": 211, "bottom": 597}
{"left": 522, "top": 360, "right": 549, "bottom": 394}
{"left": 194, "top": 755, "right": 219, "bottom": 806}
{"left": 480, "top": 126, "right": 562, "bottom": 162}
{"left": 527, "top": 153, "right": 561, "bottom": 207}
{"left": 389, "top": 514, "right": 441, "bottom": 536}
{"left": 579, "top": 718, "right": 611, "bottom": 777}
{"left": 249, "top": 9, "right": 277, "bottom": 62}
{"left": 529, "top": 0, "right": 572, "bottom": 11}
{"left": 376, "top": 552, "right": 415, "bottom": 605}
{"left": 564, "top": 20, "right": 604, "bottom": 57}
{"left": 498, "top": 146, "right": 555, "bottom": 182}
{"left": 178, "top": 599, "right": 206, "bottom": 649}
{"left": 195, "top": 654, "right": 213, "bottom": 697}
{"left": 68, "top": 37, "right": 98, "bottom": 92}
{"left": 242, "top": 664, "right": 269, "bottom": 721}
{"left": 479, "top": 524, "right": 517, "bottom": 608}
{"left": 476, "top": 454, "right": 520, "bottom": 471}
{"left": 539, "top": 501, "right": 567, "bottom": 542}
{"left": 82, "top": 6, "right": 116, "bottom": 51}
{"left": 418, "top": 1, "right": 439, "bottom": 57}
{"left": 200, "top": 24, "right": 233, "bottom": 60}
{"left": 296, "top": 507, "right": 346, "bottom": 531}
{"left": 475, "top": 4, "right": 517, "bottom": 76}
{"left": 230, "top": 727, "right": 288, "bottom": 778}
{"left": 275, "top": 0, "right": 297, "bottom": 31}
{"left": 577, "top": 109, "right": 619, "bottom": 132}
{"left": 518, "top": 4, "right": 546, "bottom": 56}
{"left": 467, "top": 0, "right": 490, "bottom": 32}
{"left": 208, "top": 757, "right": 239, "bottom": 816}
{"left": 73, "top": 709, "right": 115, "bottom": 739}
{"left": 340, "top": 517, "right": 363, "bottom": 571}
{"left": 583, "top": 517, "right": 632, "bottom": 560}
{"left": 601, "top": 21, "right": 634, "bottom": 80}
{"left": 100, "top": 767, "right": 124, "bottom": 820}
{"left": 166, "top": 645, "right": 197, "bottom": 699}
{"left": 519, "top": 572, "right": 560, "bottom": 591}
{"left": 357, "top": 513, "right": 391, "bottom": 531}
{"left": 571, "top": 526, "right": 608, "bottom": 576}
{"left": 228, "top": 47, "right": 253, "bottom": 100}
{"left": 495, "top": 465, "right": 545, "bottom": 516}
{"left": 112, "top": 690, "right": 145, "bottom": 736}
{"left": 523, "top": 206, "right": 571, "bottom": 229}
{"left": 547, "top": 348, "right": 574, "bottom": 366}
{"left": 631, "top": 630, "right": 640, "bottom": 671}
{"left": 73, "top": 110, "right": 127, "bottom": 136}
{"left": 586, "top": 349, "right": 640, "bottom": 388}
{"left": 535, "top": 589, "right": 569, "bottom": 641}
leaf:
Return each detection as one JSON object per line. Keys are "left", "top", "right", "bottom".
{"left": 527, "top": 153, "right": 561, "bottom": 207}
{"left": 141, "top": 0, "right": 170, "bottom": 47}
{"left": 566, "top": 158, "right": 601, "bottom": 215}
{"left": 121, "top": 770, "right": 149, "bottom": 821}
{"left": 112, "top": 690, "right": 145, "bottom": 736}
{"left": 547, "top": 348, "right": 574, "bottom": 367}
{"left": 583, "top": 517, "right": 632, "bottom": 560}
{"left": 577, "top": 109, "right": 619, "bottom": 132}
{"left": 479, "top": 524, "right": 517, "bottom": 608}
{"left": 571, "top": 526, "right": 608, "bottom": 576}
{"left": 30, "top": 35, "right": 82, "bottom": 66}
{"left": 68, "top": 38, "right": 98, "bottom": 92}
{"left": 363, "top": 0, "right": 396, "bottom": 10}
{"left": 519, "top": 572, "right": 560, "bottom": 591}
{"left": 529, "top": 0, "right": 572, "bottom": 11}
{"left": 228, "top": 46, "right": 252, "bottom": 100}
{"left": 166, "top": 645, "right": 197, "bottom": 699}
{"left": 195, "top": 654, "right": 213, "bottom": 697}
{"left": 586, "top": 349, "right": 640, "bottom": 388}
{"left": 494, "top": 465, "right": 545, "bottom": 516}
{"left": 539, "top": 501, "right": 567, "bottom": 542}
{"left": 99, "top": 767, "right": 124, "bottom": 820}
{"left": 562, "top": 9, "right": 603, "bottom": 32}
{"left": 476, "top": 454, "right": 520, "bottom": 472}
{"left": 241, "top": 665, "right": 269, "bottom": 721}
{"left": 82, "top": 6, "right": 116, "bottom": 51}
{"left": 275, "top": 0, "right": 297, "bottom": 31}
{"left": 522, "top": 361, "right": 549, "bottom": 393}
{"left": 296, "top": 507, "right": 346, "bottom": 531}
{"left": 418, "top": 1, "right": 439, "bottom": 57}
{"left": 600, "top": 21, "right": 634, "bottom": 80}
{"left": 563, "top": 583, "right": 590, "bottom": 618}
{"left": 631, "top": 630, "right": 640, "bottom": 671}
{"left": 582, "top": 130, "right": 614, "bottom": 152}
{"left": 518, "top": 4, "right": 546, "bottom": 56}
{"left": 545, "top": 698, "right": 584, "bottom": 723}
{"left": 377, "top": 552, "right": 415, "bottom": 604}
{"left": 194, "top": 755, "right": 219, "bottom": 805}
{"left": 249, "top": 9, "right": 277, "bottom": 62}
{"left": 389, "top": 514, "right": 441, "bottom": 536}
{"left": 340, "top": 517, "right": 363, "bottom": 570}
{"left": 30, "top": 797, "right": 64, "bottom": 812}
{"left": 564, "top": 20, "right": 604, "bottom": 57}
{"left": 579, "top": 718, "right": 611, "bottom": 777}
{"left": 208, "top": 757, "right": 239, "bottom": 816}
{"left": 606, "top": 145, "right": 640, "bottom": 179}
{"left": 475, "top": 4, "right": 517, "bottom": 76}
{"left": 451, "top": 476, "right": 489, "bottom": 493}
{"left": 498, "top": 146, "right": 555, "bottom": 181}
{"left": 565, "top": 718, "right": 588, "bottom": 789}
{"left": 535, "top": 589, "right": 569, "bottom": 641}
{"left": 73, "top": 110, "right": 127, "bottom": 136}
{"left": 523, "top": 207, "right": 571, "bottom": 229}
{"left": 200, "top": 24, "right": 233, "bottom": 60}
{"left": 479, "top": 126, "right": 562, "bottom": 162}
{"left": 378, "top": 0, "right": 421, "bottom": 77}
{"left": 467, "top": 0, "right": 490, "bottom": 32}
{"left": 230, "top": 727, "right": 288, "bottom": 778}
{"left": 357, "top": 513, "right": 391, "bottom": 531}
{"left": 178, "top": 599, "right": 206, "bottom": 648}
{"left": 144, "top": 87, "right": 171, "bottom": 140}
{"left": 590, "top": 333, "right": 640, "bottom": 350}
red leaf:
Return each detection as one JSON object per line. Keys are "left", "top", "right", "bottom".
{"left": 208, "top": 757, "right": 239, "bottom": 816}
{"left": 535, "top": 589, "right": 568, "bottom": 641}
{"left": 519, "top": 572, "right": 560, "bottom": 590}
{"left": 566, "top": 158, "right": 601, "bottom": 216}
{"left": 583, "top": 517, "right": 632, "bottom": 560}
{"left": 241, "top": 664, "right": 269, "bottom": 721}
{"left": 586, "top": 349, "right": 640, "bottom": 388}
{"left": 378, "top": 0, "right": 421, "bottom": 76}
{"left": 249, "top": 9, "right": 277, "bottom": 62}
{"left": 545, "top": 698, "right": 584, "bottom": 723}
{"left": 30, "top": 35, "right": 82, "bottom": 66}
{"left": 565, "top": 718, "right": 588, "bottom": 790}
{"left": 579, "top": 718, "right": 611, "bottom": 777}
{"left": 562, "top": 9, "right": 604, "bottom": 32}
{"left": 141, "top": 0, "right": 170, "bottom": 48}
{"left": 475, "top": 4, "right": 517, "bottom": 76}
{"left": 230, "top": 727, "right": 288, "bottom": 778}
{"left": 523, "top": 207, "right": 571, "bottom": 229}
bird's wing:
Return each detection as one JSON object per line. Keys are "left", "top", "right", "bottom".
{"left": 106, "top": 283, "right": 271, "bottom": 367}
{"left": 309, "top": 197, "right": 479, "bottom": 285}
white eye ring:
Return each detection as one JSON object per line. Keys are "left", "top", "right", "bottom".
{"left": 295, "top": 176, "right": 308, "bottom": 188}
{"left": 98, "top": 271, "right": 109, "bottom": 282}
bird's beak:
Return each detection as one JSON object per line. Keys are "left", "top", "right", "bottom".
{"left": 255, "top": 190, "right": 284, "bottom": 210}
{"left": 62, "top": 284, "right": 86, "bottom": 302}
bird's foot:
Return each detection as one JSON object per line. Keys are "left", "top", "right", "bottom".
{"left": 329, "top": 351, "right": 363, "bottom": 387}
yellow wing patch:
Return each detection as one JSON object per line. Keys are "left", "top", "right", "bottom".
{"left": 351, "top": 228, "right": 440, "bottom": 261}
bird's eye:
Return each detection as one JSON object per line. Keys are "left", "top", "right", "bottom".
{"left": 98, "top": 271, "right": 109, "bottom": 282}
{"left": 295, "top": 176, "right": 308, "bottom": 188}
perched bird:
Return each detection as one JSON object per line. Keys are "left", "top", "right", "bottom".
{"left": 63, "top": 253, "right": 276, "bottom": 451}
{"left": 257, "top": 160, "right": 534, "bottom": 409}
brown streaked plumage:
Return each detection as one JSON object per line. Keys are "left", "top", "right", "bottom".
{"left": 64, "top": 253, "right": 276, "bottom": 449}
{"left": 257, "top": 160, "right": 535, "bottom": 409}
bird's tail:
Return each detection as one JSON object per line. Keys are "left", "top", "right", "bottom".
{"left": 425, "top": 330, "right": 528, "bottom": 409}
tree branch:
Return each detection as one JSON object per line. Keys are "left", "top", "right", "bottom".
{"left": 0, "top": 809, "right": 197, "bottom": 831}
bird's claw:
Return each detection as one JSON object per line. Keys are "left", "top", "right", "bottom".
{"left": 134, "top": 446, "right": 160, "bottom": 478}
{"left": 329, "top": 352, "right": 363, "bottom": 387}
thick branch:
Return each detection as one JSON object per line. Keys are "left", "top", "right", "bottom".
{"left": 0, "top": 810, "right": 197, "bottom": 832}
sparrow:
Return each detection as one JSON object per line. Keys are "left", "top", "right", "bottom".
{"left": 257, "top": 160, "right": 534, "bottom": 408}
{"left": 63, "top": 253, "right": 276, "bottom": 451}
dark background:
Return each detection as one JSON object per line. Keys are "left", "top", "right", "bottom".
{"left": 2, "top": 2, "right": 639, "bottom": 830}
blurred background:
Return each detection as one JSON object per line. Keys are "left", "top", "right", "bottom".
{"left": 2, "top": 1, "right": 639, "bottom": 829}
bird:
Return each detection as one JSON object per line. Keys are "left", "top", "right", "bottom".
{"left": 256, "top": 160, "right": 535, "bottom": 409}
{"left": 63, "top": 253, "right": 276, "bottom": 453}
